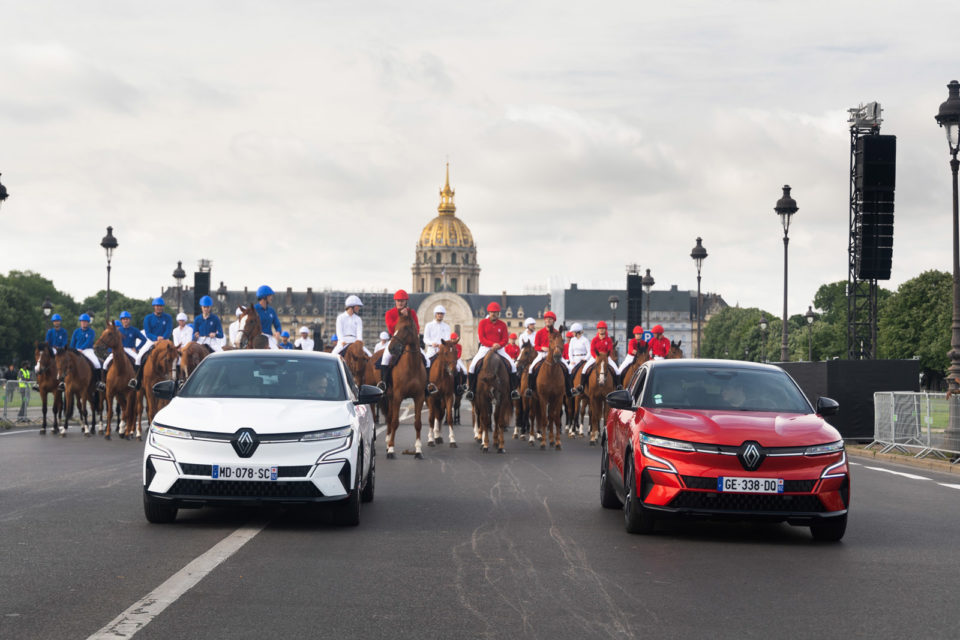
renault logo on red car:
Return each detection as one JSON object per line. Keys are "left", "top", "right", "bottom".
{"left": 738, "top": 441, "right": 764, "bottom": 471}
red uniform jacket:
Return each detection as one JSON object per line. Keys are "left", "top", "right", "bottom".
{"left": 591, "top": 335, "right": 614, "bottom": 357}
{"left": 534, "top": 327, "right": 555, "bottom": 352}
{"left": 628, "top": 338, "right": 648, "bottom": 356}
{"left": 478, "top": 317, "right": 508, "bottom": 348}
{"left": 456, "top": 343, "right": 463, "bottom": 359}
{"left": 504, "top": 343, "right": 520, "bottom": 359}
{"left": 648, "top": 336, "right": 670, "bottom": 357}
{"left": 563, "top": 343, "right": 570, "bottom": 359}
{"left": 385, "top": 307, "right": 419, "bottom": 336}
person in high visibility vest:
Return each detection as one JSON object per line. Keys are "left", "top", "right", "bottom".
{"left": 17, "top": 361, "right": 32, "bottom": 422}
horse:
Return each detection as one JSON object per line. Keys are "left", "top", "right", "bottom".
{"left": 619, "top": 345, "right": 650, "bottom": 391}
{"left": 536, "top": 331, "right": 567, "bottom": 451}
{"left": 179, "top": 342, "right": 210, "bottom": 383}
{"left": 364, "top": 352, "right": 386, "bottom": 423}
{"left": 668, "top": 340, "right": 684, "bottom": 359}
{"left": 514, "top": 342, "right": 537, "bottom": 441}
{"left": 341, "top": 340, "right": 369, "bottom": 388}
{"left": 236, "top": 305, "right": 271, "bottom": 349}
{"left": 473, "top": 349, "right": 513, "bottom": 453}
{"left": 582, "top": 351, "right": 616, "bottom": 445}
{"left": 384, "top": 311, "right": 427, "bottom": 459}
{"left": 132, "top": 339, "right": 178, "bottom": 440}
{"left": 33, "top": 342, "right": 63, "bottom": 435}
{"left": 55, "top": 350, "right": 99, "bottom": 437}
{"left": 426, "top": 339, "right": 459, "bottom": 448}
{"left": 94, "top": 324, "right": 137, "bottom": 440}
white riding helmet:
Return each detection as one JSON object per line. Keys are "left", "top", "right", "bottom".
{"left": 345, "top": 294, "right": 363, "bottom": 308}
{"left": 434, "top": 305, "right": 446, "bottom": 315}
{"left": 235, "top": 307, "right": 243, "bottom": 317}
{"left": 176, "top": 312, "right": 188, "bottom": 322}
{"left": 571, "top": 322, "right": 583, "bottom": 333}
{"left": 379, "top": 331, "right": 390, "bottom": 341}
{"left": 299, "top": 326, "right": 309, "bottom": 335}
{"left": 524, "top": 317, "right": 536, "bottom": 327}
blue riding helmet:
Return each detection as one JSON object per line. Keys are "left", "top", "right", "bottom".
{"left": 119, "top": 310, "right": 132, "bottom": 319}
{"left": 256, "top": 285, "right": 274, "bottom": 299}
{"left": 79, "top": 313, "right": 91, "bottom": 322}
{"left": 199, "top": 295, "right": 213, "bottom": 307}
{"left": 330, "top": 334, "right": 338, "bottom": 341}
{"left": 51, "top": 314, "right": 62, "bottom": 322}
{"left": 152, "top": 297, "right": 165, "bottom": 306}
{"left": 281, "top": 331, "right": 290, "bottom": 338}
{"left": 114, "top": 320, "right": 122, "bottom": 327}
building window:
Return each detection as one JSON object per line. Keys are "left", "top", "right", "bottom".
{"left": 434, "top": 278, "right": 441, "bottom": 292}
{"left": 450, "top": 278, "right": 457, "bottom": 292}
{"left": 420, "top": 278, "right": 425, "bottom": 292}
{"left": 466, "top": 279, "right": 472, "bottom": 293}
{"left": 505, "top": 307, "right": 513, "bottom": 318}
{"left": 436, "top": 253, "right": 441, "bottom": 264}
{"left": 451, "top": 253, "right": 457, "bottom": 264}
{"left": 517, "top": 307, "right": 524, "bottom": 318}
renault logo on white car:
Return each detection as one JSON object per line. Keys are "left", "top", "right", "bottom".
{"left": 738, "top": 441, "right": 764, "bottom": 471}
{"left": 232, "top": 429, "right": 259, "bottom": 458}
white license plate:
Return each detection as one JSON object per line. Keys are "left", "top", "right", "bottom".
{"left": 211, "top": 464, "right": 278, "bottom": 481}
{"left": 717, "top": 477, "right": 783, "bottom": 493}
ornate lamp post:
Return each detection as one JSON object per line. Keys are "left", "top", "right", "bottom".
{"left": 0, "top": 173, "right": 8, "bottom": 211}
{"left": 100, "top": 227, "right": 118, "bottom": 323}
{"left": 804, "top": 305, "right": 815, "bottom": 361}
{"left": 775, "top": 186, "right": 798, "bottom": 362}
{"left": 642, "top": 268, "right": 655, "bottom": 327}
{"left": 173, "top": 260, "right": 186, "bottom": 312}
{"left": 217, "top": 281, "right": 228, "bottom": 316}
{"left": 759, "top": 314, "right": 768, "bottom": 363}
{"left": 608, "top": 295, "right": 620, "bottom": 352}
{"left": 42, "top": 297, "right": 53, "bottom": 318}
{"left": 935, "top": 79, "right": 960, "bottom": 447}
{"left": 690, "top": 238, "right": 708, "bottom": 358}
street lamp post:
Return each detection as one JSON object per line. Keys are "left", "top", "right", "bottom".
{"left": 217, "top": 281, "right": 228, "bottom": 316}
{"left": 100, "top": 227, "right": 118, "bottom": 323}
{"left": 42, "top": 297, "right": 53, "bottom": 318}
{"left": 805, "top": 305, "right": 815, "bottom": 361}
{"left": 173, "top": 261, "right": 186, "bottom": 313}
{"left": 641, "top": 268, "right": 655, "bottom": 328}
{"left": 690, "top": 238, "right": 708, "bottom": 358}
{"left": 0, "top": 173, "right": 8, "bottom": 211}
{"left": 775, "top": 186, "right": 798, "bottom": 362}
{"left": 935, "top": 79, "right": 960, "bottom": 448}
{"left": 608, "top": 295, "right": 620, "bottom": 354}
{"left": 759, "top": 314, "right": 768, "bottom": 363}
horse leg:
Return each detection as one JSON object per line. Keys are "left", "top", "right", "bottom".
{"left": 104, "top": 390, "right": 113, "bottom": 440}
{"left": 385, "top": 396, "right": 397, "bottom": 459}
{"left": 413, "top": 395, "right": 425, "bottom": 459}
{"left": 446, "top": 394, "right": 457, "bottom": 448}
{"left": 61, "top": 389, "right": 72, "bottom": 436}
{"left": 40, "top": 391, "right": 48, "bottom": 434}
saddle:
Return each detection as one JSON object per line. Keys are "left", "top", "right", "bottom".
{"left": 202, "top": 344, "right": 214, "bottom": 355}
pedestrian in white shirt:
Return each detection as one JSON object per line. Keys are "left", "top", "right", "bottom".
{"left": 294, "top": 326, "right": 314, "bottom": 352}
{"left": 373, "top": 331, "right": 390, "bottom": 354}
{"left": 332, "top": 295, "right": 372, "bottom": 356}
{"left": 228, "top": 308, "right": 243, "bottom": 348}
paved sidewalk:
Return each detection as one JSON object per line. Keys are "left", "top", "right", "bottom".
{"left": 848, "top": 444, "right": 960, "bottom": 475}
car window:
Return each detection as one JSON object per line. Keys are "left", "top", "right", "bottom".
{"left": 630, "top": 367, "right": 648, "bottom": 404}
{"left": 641, "top": 366, "right": 812, "bottom": 413}
{"left": 342, "top": 362, "right": 359, "bottom": 399}
{"left": 179, "top": 356, "right": 347, "bottom": 401}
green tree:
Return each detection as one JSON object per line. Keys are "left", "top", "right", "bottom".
{"left": 0, "top": 285, "right": 43, "bottom": 366}
{"left": 702, "top": 306, "right": 780, "bottom": 362}
{"left": 79, "top": 290, "right": 154, "bottom": 329}
{"left": 877, "top": 270, "right": 951, "bottom": 371}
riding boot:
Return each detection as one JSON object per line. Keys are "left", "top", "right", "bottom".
{"left": 564, "top": 366, "right": 576, "bottom": 397}
{"left": 57, "top": 377, "right": 65, "bottom": 391}
{"left": 524, "top": 369, "right": 536, "bottom": 399}
{"left": 509, "top": 372, "right": 521, "bottom": 401}
{"left": 129, "top": 365, "right": 143, "bottom": 390}
{"left": 96, "top": 368, "right": 106, "bottom": 392}
{"left": 379, "top": 364, "right": 393, "bottom": 392}
{"left": 425, "top": 364, "right": 438, "bottom": 395}
{"left": 464, "top": 372, "right": 477, "bottom": 400}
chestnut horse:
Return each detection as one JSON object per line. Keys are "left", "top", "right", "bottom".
{"left": 384, "top": 311, "right": 427, "bottom": 459}
{"left": 94, "top": 324, "right": 137, "bottom": 440}
{"left": 426, "top": 339, "right": 459, "bottom": 448}
{"left": 237, "top": 305, "right": 270, "bottom": 349}
{"left": 619, "top": 345, "right": 650, "bottom": 391}
{"left": 179, "top": 342, "right": 210, "bottom": 382}
{"left": 55, "top": 350, "right": 99, "bottom": 437}
{"left": 341, "top": 341, "right": 369, "bottom": 388}
{"left": 582, "top": 351, "right": 616, "bottom": 445}
{"left": 33, "top": 342, "right": 63, "bottom": 435}
{"left": 536, "top": 331, "right": 567, "bottom": 451}
{"left": 133, "top": 339, "right": 178, "bottom": 440}
{"left": 514, "top": 342, "right": 537, "bottom": 441}
{"left": 474, "top": 349, "right": 513, "bottom": 453}
{"left": 668, "top": 340, "right": 684, "bottom": 359}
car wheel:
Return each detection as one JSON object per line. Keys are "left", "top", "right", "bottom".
{"left": 623, "top": 456, "right": 655, "bottom": 534}
{"left": 600, "top": 437, "right": 622, "bottom": 509}
{"left": 332, "top": 457, "right": 361, "bottom": 527}
{"left": 143, "top": 491, "right": 178, "bottom": 524}
{"left": 361, "top": 445, "right": 375, "bottom": 504}
{"left": 810, "top": 514, "right": 847, "bottom": 542}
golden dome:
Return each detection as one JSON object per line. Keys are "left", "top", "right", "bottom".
{"left": 417, "top": 164, "right": 476, "bottom": 249}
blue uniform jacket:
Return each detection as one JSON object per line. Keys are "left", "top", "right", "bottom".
{"left": 143, "top": 312, "right": 173, "bottom": 341}
{"left": 193, "top": 314, "right": 224, "bottom": 339}
{"left": 46, "top": 327, "right": 69, "bottom": 349}
{"left": 120, "top": 326, "right": 147, "bottom": 350}
{"left": 255, "top": 303, "right": 282, "bottom": 336}
{"left": 279, "top": 342, "right": 294, "bottom": 350}
{"left": 70, "top": 327, "right": 96, "bottom": 350}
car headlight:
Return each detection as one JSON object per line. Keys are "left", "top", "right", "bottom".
{"left": 805, "top": 440, "right": 844, "bottom": 456}
{"left": 150, "top": 423, "right": 193, "bottom": 439}
{"left": 641, "top": 433, "right": 696, "bottom": 452}
{"left": 300, "top": 426, "right": 353, "bottom": 442}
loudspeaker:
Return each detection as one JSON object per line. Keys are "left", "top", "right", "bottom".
{"left": 855, "top": 135, "right": 896, "bottom": 192}
{"left": 857, "top": 243, "right": 893, "bottom": 280}
{"left": 193, "top": 272, "right": 211, "bottom": 317}
{"left": 626, "top": 273, "right": 643, "bottom": 335}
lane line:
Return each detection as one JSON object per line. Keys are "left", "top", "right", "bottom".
{"left": 87, "top": 522, "right": 267, "bottom": 639}
{"left": 938, "top": 483, "right": 960, "bottom": 490}
{"left": 0, "top": 429, "right": 36, "bottom": 437}
{"left": 863, "top": 466, "right": 931, "bottom": 481}
{"left": 848, "top": 462, "right": 861, "bottom": 466}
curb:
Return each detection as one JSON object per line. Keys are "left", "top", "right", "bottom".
{"left": 847, "top": 445, "right": 960, "bottom": 475}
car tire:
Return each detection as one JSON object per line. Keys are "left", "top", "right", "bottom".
{"left": 143, "top": 491, "right": 178, "bottom": 524}
{"left": 332, "top": 458, "right": 361, "bottom": 527}
{"left": 361, "top": 446, "right": 375, "bottom": 504}
{"left": 623, "top": 456, "right": 655, "bottom": 534}
{"left": 600, "top": 437, "right": 623, "bottom": 509}
{"left": 810, "top": 514, "right": 847, "bottom": 542}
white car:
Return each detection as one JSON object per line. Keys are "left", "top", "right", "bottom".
{"left": 142, "top": 350, "right": 382, "bottom": 525}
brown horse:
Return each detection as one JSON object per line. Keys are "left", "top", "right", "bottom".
{"left": 33, "top": 342, "right": 63, "bottom": 435}
{"left": 582, "top": 351, "right": 616, "bottom": 445}
{"left": 668, "top": 340, "right": 684, "bottom": 359}
{"left": 515, "top": 342, "right": 537, "bottom": 441}
{"left": 94, "top": 325, "right": 137, "bottom": 440}
{"left": 619, "top": 345, "right": 650, "bottom": 391}
{"left": 179, "top": 342, "right": 210, "bottom": 382}
{"left": 474, "top": 350, "right": 513, "bottom": 453}
{"left": 426, "top": 339, "right": 459, "bottom": 448}
{"left": 384, "top": 311, "right": 427, "bottom": 459}
{"left": 55, "top": 350, "right": 98, "bottom": 437}
{"left": 536, "top": 331, "right": 567, "bottom": 451}
{"left": 237, "top": 305, "right": 270, "bottom": 349}
{"left": 133, "top": 339, "right": 178, "bottom": 440}
{"left": 341, "top": 341, "right": 369, "bottom": 388}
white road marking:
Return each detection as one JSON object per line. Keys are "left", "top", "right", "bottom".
{"left": 0, "top": 429, "right": 36, "bottom": 437}
{"left": 863, "top": 466, "right": 931, "bottom": 481}
{"left": 87, "top": 522, "right": 267, "bottom": 639}
{"left": 848, "top": 462, "right": 861, "bottom": 466}
{"left": 938, "top": 483, "right": 960, "bottom": 490}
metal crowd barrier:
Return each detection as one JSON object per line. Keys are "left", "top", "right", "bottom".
{"left": 870, "top": 391, "right": 960, "bottom": 462}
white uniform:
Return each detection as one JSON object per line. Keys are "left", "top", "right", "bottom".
{"left": 80, "top": 349, "right": 101, "bottom": 370}
{"left": 332, "top": 312, "right": 371, "bottom": 356}
{"left": 172, "top": 324, "right": 193, "bottom": 348}
{"left": 295, "top": 336, "right": 315, "bottom": 351}
{"left": 104, "top": 347, "right": 137, "bottom": 369}
{"left": 228, "top": 320, "right": 241, "bottom": 348}
{"left": 517, "top": 329, "right": 536, "bottom": 349}
{"left": 567, "top": 335, "right": 590, "bottom": 373}
{"left": 423, "top": 320, "right": 451, "bottom": 359}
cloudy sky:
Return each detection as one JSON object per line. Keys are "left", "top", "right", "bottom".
{"left": 2, "top": 1, "right": 958, "bottom": 315}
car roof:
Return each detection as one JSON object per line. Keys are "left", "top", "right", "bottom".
{"left": 646, "top": 359, "right": 786, "bottom": 373}
{"left": 202, "top": 350, "right": 340, "bottom": 361}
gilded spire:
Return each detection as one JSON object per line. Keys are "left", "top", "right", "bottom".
{"left": 438, "top": 162, "right": 456, "bottom": 215}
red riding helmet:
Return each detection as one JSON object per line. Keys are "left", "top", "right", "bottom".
{"left": 566, "top": 331, "right": 573, "bottom": 338}
{"left": 544, "top": 311, "right": 557, "bottom": 320}
{"left": 596, "top": 320, "right": 608, "bottom": 329}
{"left": 652, "top": 324, "right": 664, "bottom": 334}
{"left": 450, "top": 332, "right": 459, "bottom": 340}
{"left": 633, "top": 325, "right": 643, "bottom": 334}
{"left": 394, "top": 289, "right": 409, "bottom": 301}
{"left": 509, "top": 333, "right": 518, "bottom": 339}
{"left": 487, "top": 302, "right": 501, "bottom": 313}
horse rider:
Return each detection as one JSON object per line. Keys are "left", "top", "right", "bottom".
{"left": 254, "top": 285, "right": 283, "bottom": 349}
{"left": 45, "top": 314, "right": 69, "bottom": 353}
{"left": 563, "top": 330, "right": 573, "bottom": 362}
{"left": 647, "top": 324, "right": 671, "bottom": 359}
{"left": 504, "top": 333, "right": 520, "bottom": 360}
{"left": 327, "top": 335, "right": 338, "bottom": 352}
{"left": 423, "top": 305, "right": 452, "bottom": 395}
{"left": 172, "top": 312, "right": 194, "bottom": 349}
{"left": 377, "top": 289, "right": 422, "bottom": 391}
{"left": 525, "top": 311, "right": 574, "bottom": 398}
{"left": 449, "top": 331, "right": 468, "bottom": 393}
{"left": 373, "top": 331, "right": 390, "bottom": 354}
{"left": 228, "top": 307, "right": 243, "bottom": 348}
{"left": 101, "top": 310, "right": 146, "bottom": 390}
{"left": 571, "top": 321, "right": 611, "bottom": 393}
{"left": 333, "top": 295, "right": 371, "bottom": 357}
{"left": 130, "top": 298, "right": 173, "bottom": 389}
{"left": 295, "top": 326, "right": 314, "bottom": 352}
{"left": 193, "top": 296, "right": 225, "bottom": 352}
{"left": 618, "top": 325, "right": 647, "bottom": 372}
{"left": 517, "top": 317, "right": 537, "bottom": 349}
{"left": 464, "top": 302, "right": 521, "bottom": 401}
{"left": 279, "top": 331, "right": 294, "bottom": 349}
{"left": 66, "top": 313, "right": 102, "bottom": 390}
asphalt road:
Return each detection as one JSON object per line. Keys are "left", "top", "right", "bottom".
{"left": 2, "top": 407, "right": 960, "bottom": 640}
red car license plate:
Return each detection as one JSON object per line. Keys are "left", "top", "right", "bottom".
{"left": 717, "top": 477, "right": 784, "bottom": 493}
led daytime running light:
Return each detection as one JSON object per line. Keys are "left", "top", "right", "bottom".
{"left": 641, "top": 433, "right": 696, "bottom": 452}
{"left": 805, "top": 440, "right": 845, "bottom": 456}
{"left": 150, "top": 423, "right": 193, "bottom": 439}
{"left": 300, "top": 426, "right": 353, "bottom": 442}
{"left": 641, "top": 444, "right": 679, "bottom": 474}
{"left": 820, "top": 451, "right": 847, "bottom": 479}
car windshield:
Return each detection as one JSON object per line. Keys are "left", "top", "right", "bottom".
{"left": 641, "top": 366, "right": 812, "bottom": 414}
{"left": 178, "top": 356, "right": 347, "bottom": 401}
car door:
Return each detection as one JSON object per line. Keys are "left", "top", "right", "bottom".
{"left": 341, "top": 361, "right": 373, "bottom": 481}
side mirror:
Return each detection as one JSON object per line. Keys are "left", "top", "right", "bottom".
{"left": 355, "top": 384, "right": 383, "bottom": 406}
{"left": 606, "top": 389, "right": 633, "bottom": 410}
{"left": 816, "top": 396, "right": 839, "bottom": 416}
{"left": 152, "top": 379, "right": 177, "bottom": 400}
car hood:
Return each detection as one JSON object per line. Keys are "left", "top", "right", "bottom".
{"left": 154, "top": 397, "right": 355, "bottom": 434}
{"left": 641, "top": 409, "right": 840, "bottom": 447}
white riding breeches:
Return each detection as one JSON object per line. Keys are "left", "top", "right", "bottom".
{"left": 104, "top": 347, "right": 137, "bottom": 368}
{"left": 457, "top": 360, "right": 467, "bottom": 375}
{"left": 197, "top": 336, "right": 224, "bottom": 352}
{"left": 264, "top": 334, "right": 278, "bottom": 350}
{"left": 380, "top": 347, "right": 428, "bottom": 367}
{"left": 333, "top": 341, "right": 372, "bottom": 357}
{"left": 469, "top": 346, "right": 517, "bottom": 374}
{"left": 527, "top": 351, "right": 548, "bottom": 373}
{"left": 135, "top": 339, "right": 155, "bottom": 366}
{"left": 80, "top": 348, "right": 101, "bottom": 370}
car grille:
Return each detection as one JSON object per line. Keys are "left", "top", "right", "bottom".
{"left": 668, "top": 491, "right": 825, "bottom": 512}
{"left": 168, "top": 479, "right": 323, "bottom": 498}
{"left": 681, "top": 476, "right": 816, "bottom": 492}
{"left": 179, "top": 463, "right": 313, "bottom": 478}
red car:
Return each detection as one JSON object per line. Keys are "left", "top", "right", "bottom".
{"left": 602, "top": 360, "right": 848, "bottom": 541}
